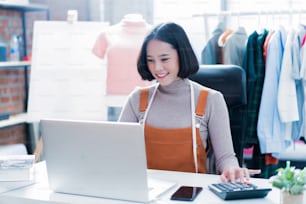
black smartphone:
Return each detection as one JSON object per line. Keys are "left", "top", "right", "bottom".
{"left": 170, "top": 186, "right": 203, "bottom": 201}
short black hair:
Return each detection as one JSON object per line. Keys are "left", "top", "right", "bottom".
{"left": 137, "top": 22, "right": 199, "bottom": 81}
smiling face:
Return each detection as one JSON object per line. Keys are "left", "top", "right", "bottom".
{"left": 146, "top": 39, "right": 180, "bottom": 86}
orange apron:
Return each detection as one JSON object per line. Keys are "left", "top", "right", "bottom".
{"left": 139, "top": 87, "right": 209, "bottom": 173}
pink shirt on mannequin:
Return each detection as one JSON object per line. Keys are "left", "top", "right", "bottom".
{"left": 92, "top": 14, "right": 152, "bottom": 95}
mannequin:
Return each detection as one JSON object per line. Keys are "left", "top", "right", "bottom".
{"left": 92, "top": 14, "right": 152, "bottom": 95}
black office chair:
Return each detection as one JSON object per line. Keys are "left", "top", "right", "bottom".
{"left": 189, "top": 64, "right": 247, "bottom": 170}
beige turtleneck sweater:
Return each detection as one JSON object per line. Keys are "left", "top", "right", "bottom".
{"left": 119, "top": 78, "right": 239, "bottom": 173}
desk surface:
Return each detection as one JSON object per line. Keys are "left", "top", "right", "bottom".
{"left": 0, "top": 161, "right": 289, "bottom": 204}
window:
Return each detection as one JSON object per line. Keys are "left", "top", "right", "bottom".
{"left": 153, "top": 0, "right": 306, "bottom": 59}
{"left": 153, "top": 0, "right": 221, "bottom": 60}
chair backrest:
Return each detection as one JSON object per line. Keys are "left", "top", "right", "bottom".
{"left": 189, "top": 64, "right": 247, "bottom": 167}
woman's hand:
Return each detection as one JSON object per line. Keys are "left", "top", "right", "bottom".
{"left": 220, "top": 167, "right": 261, "bottom": 183}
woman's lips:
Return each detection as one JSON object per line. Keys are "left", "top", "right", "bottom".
{"left": 156, "top": 72, "right": 168, "bottom": 79}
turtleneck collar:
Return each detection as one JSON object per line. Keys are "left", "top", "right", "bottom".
{"left": 158, "top": 78, "right": 190, "bottom": 94}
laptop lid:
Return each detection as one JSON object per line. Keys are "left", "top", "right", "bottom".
{"left": 40, "top": 119, "right": 174, "bottom": 203}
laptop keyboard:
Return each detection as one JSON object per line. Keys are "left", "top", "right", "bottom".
{"left": 208, "top": 182, "right": 272, "bottom": 200}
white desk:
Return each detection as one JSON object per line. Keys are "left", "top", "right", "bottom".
{"left": 0, "top": 161, "right": 284, "bottom": 204}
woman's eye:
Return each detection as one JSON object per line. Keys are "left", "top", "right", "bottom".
{"left": 147, "top": 59, "right": 153, "bottom": 63}
{"left": 161, "top": 58, "right": 169, "bottom": 62}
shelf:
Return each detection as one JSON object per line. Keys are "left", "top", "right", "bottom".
{"left": 0, "top": 2, "right": 48, "bottom": 131}
{"left": 0, "top": 61, "right": 31, "bottom": 68}
{"left": 0, "top": 61, "right": 30, "bottom": 126}
{"left": 0, "top": 113, "right": 27, "bottom": 128}
{"left": 0, "top": 2, "right": 49, "bottom": 12}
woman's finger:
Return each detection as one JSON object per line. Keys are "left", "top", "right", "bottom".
{"left": 248, "top": 169, "right": 261, "bottom": 175}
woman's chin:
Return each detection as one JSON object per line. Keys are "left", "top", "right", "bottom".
{"left": 157, "top": 76, "right": 180, "bottom": 86}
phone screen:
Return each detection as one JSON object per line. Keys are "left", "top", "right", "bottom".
{"left": 170, "top": 186, "right": 203, "bottom": 201}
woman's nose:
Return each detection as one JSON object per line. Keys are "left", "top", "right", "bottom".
{"left": 154, "top": 61, "right": 163, "bottom": 71}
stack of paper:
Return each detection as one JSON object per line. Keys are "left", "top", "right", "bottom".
{"left": 0, "top": 155, "right": 35, "bottom": 181}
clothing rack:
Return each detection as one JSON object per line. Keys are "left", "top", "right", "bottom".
{"left": 193, "top": 9, "right": 306, "bottom": 43}
{"left": 195, "top": 9, "right": 306, "bottom": 178}
{"left": 193, "top": 9, "right": 306, "bottom": 18}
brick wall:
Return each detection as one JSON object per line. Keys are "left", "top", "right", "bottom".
{"left": 0, "top": 124, "right": 26, "bottom": 145}
{"left": 0, "top": 0, "right": 89, "bottom": 152}
{"left": 0, "top": 7, "right": 31, "bottom": 148}
{"left": 0, "top": 69, "right": 25, "bottom": 114}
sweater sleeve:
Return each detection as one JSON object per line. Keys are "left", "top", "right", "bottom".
{"left": 204, "top": 90, "right": 239, "bottom": 172}
{"left": 118, "top": 87, "right": 141, "bottom": 122}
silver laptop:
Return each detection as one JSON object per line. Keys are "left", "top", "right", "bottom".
{"left": 40, "top": 119, "right": 176, "bottom": 203}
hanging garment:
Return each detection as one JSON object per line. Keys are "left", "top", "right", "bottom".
{"left": 278, "top": 29, "right": 299, "bottom": 123}
{"left": 242, "top": 31, "right": 259, "bottom": 146}
{"left": 300, "top": 33, "right": 306, "bottom": 138}
{"left": 223, "top": 26, "right": 248, "bottom": 67}
{"left": 263, "top": 30, "right": 275, "bottom": 64}
{"left": 243, "top": 29, "right": 268, "bottom": 146}
{"left": 201, "top": 22, "right": 225, "bottom": 64}
{"left": 218, "top": 29, "right": 234, "bottom": 64}
{"left": 291, "top": 25, "right": 306, "bottom": 140}
{"left": 278, "top": 28, "right": 299, "bottom": 144}
{"left": 257, "top": 26, "right": 287, "bottom": 156}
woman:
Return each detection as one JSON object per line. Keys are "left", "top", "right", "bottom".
{"left": 118, "top": 22, "right": 259, "bottom": 182}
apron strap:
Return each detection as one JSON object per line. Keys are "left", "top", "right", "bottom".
{"left": 195, "top": 88, "right": 209, "bottom": 117}
{"left": 139, "top": 88, "right": 149, "bottom": 112}
{"left": 191, "top": 86, "right": 210, "bottom": 173}
{"left": 194, "top": 89, "right": 210, "bottom": 148}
